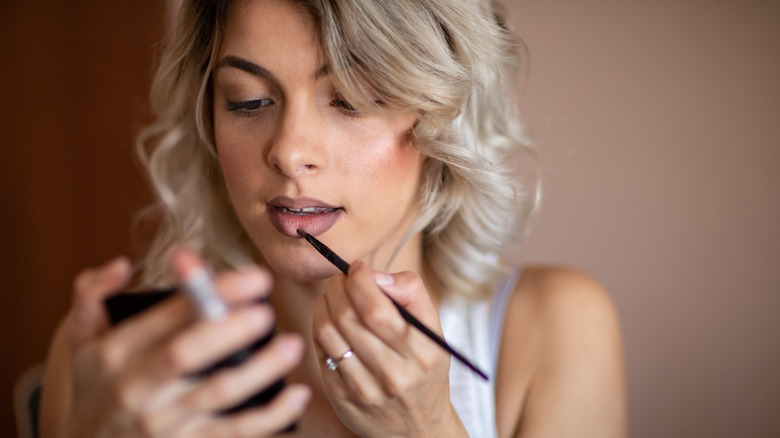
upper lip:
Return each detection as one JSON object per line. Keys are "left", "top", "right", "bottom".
{"left": 267, "top": 196, "right": 341, "bottom": 210}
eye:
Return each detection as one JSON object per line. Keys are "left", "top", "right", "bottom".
{"left": 226, "top": 98, "right": 273, "bottom": 116}
{"left": 330, "top": 96, "right": 360, "bottom": 117}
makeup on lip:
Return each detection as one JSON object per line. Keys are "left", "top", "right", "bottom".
{"left": 297, "top": 230, "right": 490, "bottom": 381}
{"left": 267, "top": 196, "right": 343, "bottom": 238}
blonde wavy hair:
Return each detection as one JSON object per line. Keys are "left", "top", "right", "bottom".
{"left": 136, "top": 0, "right": 538, "bottom": 299}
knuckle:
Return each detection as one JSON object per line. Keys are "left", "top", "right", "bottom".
{"left": 382, "top": 372, "right": 412, "bottom": 398}
{"left": 419, "top": 353, "right": 439, "bottom": 373}
{"left": 399, "top": 270, "right": 422, "bottom": 284}
{"left": 72, "top": 269, "right": 97, "bottom": 297}
{"left": 272, "top": 337, "right": 303, "bottom": 368}
{"left": 242, "top": 305, "right": 274, "bottom": 333}
{"left": 217, "top": 267, "right": 272, "bottom": 303}
{"left": 163, "top": 339, "right": 193, "bottom": 371}
{"left": 312, "top": 314, "right": 341, "bottom": 346}
{"left": 333, "top": 304, "right": 358, "bottom": 328}
{"left": 397, "top": 271, "right": 425, "bottom": 293}
{"left": 365, "top": 307, "right": 401, "bottom": 333}
{"left": 204, "top": 375, "right": 234, "bottom": 405}
{"left": 405, "top": 272, "right": 427, "bottom": 296}
{"left": 312, "top": 322, "right": 337, "bottom": 347}
{"left": 352, "top": 384, "right": 382, "bottom": 409}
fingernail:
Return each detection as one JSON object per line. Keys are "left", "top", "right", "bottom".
{"left": 104, "top": 256, "right": 130, "bottom": 276}
{"left": 106, "top": 256, "right": 126, "bottom": 268}
{"left": 239, "top": 269, "right": 271, "bottom": 292}
{"left": 245, "top": 306, "right": 273, "bottom": 331}
{"left": 373, "top": 272, "right": 395, "bottom": 287}
{"left": 278, "top": 335, "right": 303, "bottom": 361}
{"left": 287, "top": 386, "right": 311, "bottom": 412}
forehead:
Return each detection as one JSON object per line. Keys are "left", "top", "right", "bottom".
{"left": 219, "top": 0, "right": 321, "bottom": 66}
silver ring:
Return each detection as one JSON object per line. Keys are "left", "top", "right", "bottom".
{"left": 325, "top": 349, "right": 354, "bottom": 371}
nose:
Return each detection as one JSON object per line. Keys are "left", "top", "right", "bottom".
{"left": 266, "top": 101, "right": 325, "bottom": 177}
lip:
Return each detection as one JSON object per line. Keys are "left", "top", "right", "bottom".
{"left": 266, "top": 196, "right": 343, "bottom": 238}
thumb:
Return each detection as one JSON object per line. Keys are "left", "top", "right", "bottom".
{"left": 372, "top": 270, "right": 441, "bottom": 330}
{"left": 68, "top": 256, "right": 132, "bottom": 346}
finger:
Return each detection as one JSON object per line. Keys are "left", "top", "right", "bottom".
{"left": 69, "top": 256, "right": 133, "bottom": 345}
{"left": 186, "top": 384, "right": 312, "bottom": 438}
{"left": 326, "top": 271, "right": 430, "bottom": 394}
{"left": 106, "top": 260, "right": 274, "bottom": 367}
{"left": 344, "top": 262, "right": 435, "bottom": 353}
{"left": 313, "top": 282, "right": 384, "bottom": 403}
{"left": 372, "top": 269, "right": 441, "bottom": 328}
{"left": 185, "top": 333, "right": 303, "bottom": 410}
{"left": 170, "top": 248, "right": 273, "bottom": 310}
{"left": 145, "top": 333, "right": 305, "bottom": 434}
{"left": 312, "top": 284, "right": 354, "bottom": 366}
{"left": 212, "top": 265, "right": 274, "bottom": 305}
{"left": 107, "top": 302, "right": 275, "bottom": 416}
{"left": 151, "top": 302, "right": 276, "bottom": 379}
{"left": 103, "top": 294, "right": 193, "bottom": 369}
{"left": 343, "top": 263, "right": 450, "bottom": 386}
{"left": 324, "top": 272, "right": 407, "bottom": 362}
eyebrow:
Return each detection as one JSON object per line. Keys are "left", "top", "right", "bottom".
{"left": 214, "top": 55, "right": 330, "bottom": 81}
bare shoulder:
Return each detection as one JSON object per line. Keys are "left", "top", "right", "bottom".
{"left": 519, "top": 265, "right": 620, "bottom": 334}
{"left": 503, "top": 266, "right": 623, "bottom": 366}
{"left": 496, "top": 266, "right": 627, "bottom": 438}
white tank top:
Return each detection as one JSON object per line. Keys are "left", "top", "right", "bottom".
{"left": 439, "top": 269, "right": 520, "bottom": 438}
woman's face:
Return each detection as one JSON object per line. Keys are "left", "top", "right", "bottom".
{"left": 212, "top": 0, "right": 422, "bottom": 281}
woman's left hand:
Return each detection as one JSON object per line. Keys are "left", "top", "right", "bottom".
{"left": 312, "top": 261, "right": 467, "bottom": 438}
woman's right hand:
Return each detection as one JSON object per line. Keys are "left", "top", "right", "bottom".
{"left": 42, "top": 253, "right": 310, "bottom": 438}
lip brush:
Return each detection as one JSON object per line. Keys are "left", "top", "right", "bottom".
{"left": 298, "top": 230, "right": 489, "bottom": 381}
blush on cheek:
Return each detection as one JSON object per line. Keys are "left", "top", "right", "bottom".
{"left": 393, "top": 125, "right": 422, "bottom": 172}
{"left": 353, "top": 136, "right": 420, "bottom": 187}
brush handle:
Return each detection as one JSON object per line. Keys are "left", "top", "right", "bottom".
{"left": 302, "top": 232, "right": 489, "bottom": 381}
{"left": 302, "top": 232, "right": 350, "bottom": 274}
{"left": 384, "top": 293, "right": 489, "bottom": 381}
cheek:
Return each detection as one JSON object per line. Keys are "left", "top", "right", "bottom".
{"left": 215, "top": 144, "right": 249, "bottom": 202}
{"left": 213, "top": 116, "right": 266, "bottom": 200}
{"left": 214, "top": 158, "right": 258, "bottom": 231}
{"left": 347, "top": 123, "right": 421, "bottom": 200}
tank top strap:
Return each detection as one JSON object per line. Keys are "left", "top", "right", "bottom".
{"left": 489, "top": 267, "right": 521, "bottom": 367}
{"left": 440, "top": 267, "right": 521, "bottom": 438}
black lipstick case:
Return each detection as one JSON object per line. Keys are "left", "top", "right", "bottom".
{"left": 104, "top": 289, "right": 289, "bottom": 418}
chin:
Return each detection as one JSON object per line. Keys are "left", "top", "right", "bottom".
{"left": 261, "top": 250, "right": 342, "bottom": 283}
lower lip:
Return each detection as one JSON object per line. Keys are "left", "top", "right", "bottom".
{"left": 266, "top": 206, "right": 343, "bottom": 238}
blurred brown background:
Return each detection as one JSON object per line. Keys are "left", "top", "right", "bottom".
{"left": 1, "top": 0, "right": 778, "bottom": 437}
{"left": 0, "top": 1, "right": 166, "bottom": 436}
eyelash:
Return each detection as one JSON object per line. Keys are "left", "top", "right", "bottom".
{"left": 225, "top": 96, "right": 362, "bottom": 118}
{"left": 226, "top": 99, "right": 272, "bottom": 116}
{"left": 330, "top": 98, "right": 361, "bottom": 117}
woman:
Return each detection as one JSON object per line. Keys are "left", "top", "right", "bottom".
{"left": 40, "top": 0, "right": 626, "bottom": 436}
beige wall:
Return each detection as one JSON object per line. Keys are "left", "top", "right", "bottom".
{"left": 500, "top": 0, "right": 780, "bottom": 437}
